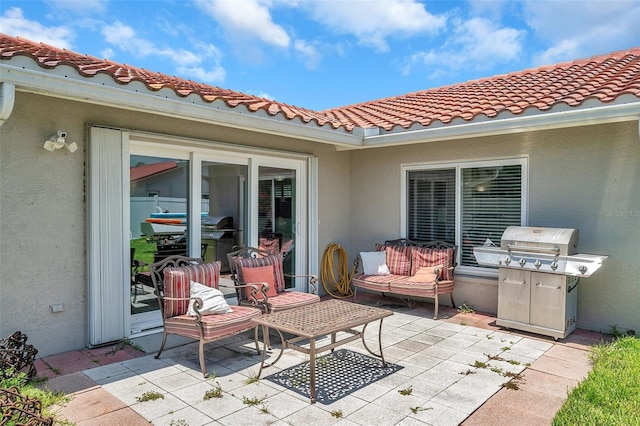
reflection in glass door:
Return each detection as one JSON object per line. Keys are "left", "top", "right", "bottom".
{"left": 199, "top": 162, "right": 248, "bottom": 274}
{"left": 129, "top": 155, "right": 189, "bottom": 329}
{"left": 258, "top": 166, "right": 296, "bottom": 287}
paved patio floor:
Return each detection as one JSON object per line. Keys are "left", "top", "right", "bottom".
{"left": 38, "top": 296, "right": 604, "bottom": 425}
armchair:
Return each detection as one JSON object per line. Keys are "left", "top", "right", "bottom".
{"left": 149, "top": 255, "right": 263, "bottom": 377}
{"left": 227, "top": 246, "right": 320, "bottom": 313}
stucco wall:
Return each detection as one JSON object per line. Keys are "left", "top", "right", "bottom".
{"left": 0, "top": 92, "right": 351, "bottom": 356}
{"left": 348, "top": 122, "right": 640, "bottom": 334}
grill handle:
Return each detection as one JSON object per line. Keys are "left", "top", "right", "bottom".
{"left": 506, "top": 244, "right": 560, "bottom": 254}
{"left": 535, "top": 282, "right": 561, "bottom": 290}
{"left": 502, "top": 279, "right": 526, "bottom": 285}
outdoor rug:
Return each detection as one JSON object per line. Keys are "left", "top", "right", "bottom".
{"left": 264, "top": 349, "right": 403, "bottom": 404}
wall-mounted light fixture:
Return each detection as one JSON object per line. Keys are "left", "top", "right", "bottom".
{"left": 43, "top": 130, "right": 77, "bottom": 153}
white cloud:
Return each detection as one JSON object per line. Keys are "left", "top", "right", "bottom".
{"left": 44, "top": 0, "right": 107, "bottom": 14}
{"left": 0, "top": 7, "right": 74, "bottom": 48}
{"left": 306, "top": 0, "right": 446, "bottom": 52}
{"left": 522, "top": 0, "right": 640, "bottom": 65}
{"left": 403, "top": 17, "right": 524, "bottom": 77}
{"left": 194, "top": 0, "right": 290, "bottom": 48}
{"left": 100, "top": 21, "right": 226, "bottom": 84}
{"left": 294, "top": 39, "right": 322, "bottom": 70}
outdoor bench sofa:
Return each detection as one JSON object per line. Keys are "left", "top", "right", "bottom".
{"left": 352, "top": 239, "right": 457, "bottom": 319}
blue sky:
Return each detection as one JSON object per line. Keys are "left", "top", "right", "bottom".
{"left": 2, "top": 0, "right": 639, "bottom": 111}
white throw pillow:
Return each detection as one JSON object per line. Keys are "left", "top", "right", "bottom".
{"left": 187, "top": 281, "right": 233, "bottom": 315}
{"left": 360, "top": 251, "right": 390, "bottom": 275}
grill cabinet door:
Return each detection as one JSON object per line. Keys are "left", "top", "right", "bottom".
{"left": 498, "top": 269, "right": 530, "bottom": 324}
{"left": 530, "top": 272, "right": 566, "bottom": 331}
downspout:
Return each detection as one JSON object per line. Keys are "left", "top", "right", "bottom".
{"left": 0, "top": 82, "right": 16, "bottom": 127}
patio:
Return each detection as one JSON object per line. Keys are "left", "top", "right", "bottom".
{"left": 37, "top": 296, "right": 602, "bottom": 425}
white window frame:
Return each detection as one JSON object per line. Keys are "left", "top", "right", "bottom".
{"left": 401, "top": 157, "right": 528, "bottom": 277}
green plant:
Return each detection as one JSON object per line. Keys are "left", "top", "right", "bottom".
{"left": 0, "top": 369, "right": 70, "bottom": 423}
{"left": 244, "top": 370, "right": 260, "bottom": 384}
{"left": 330, "top": 410, "right": 343, "bottom": 418}
{"left": 457, "top": 303, "right": 475, "bottom": 314}
{"left": 398, "top": 385, "right": 413, "bottom": 395}
{"left": 608, "top": 324, "right": 625, "bottom": 339}
{"left": 243, "top": 395, "right": 266, "bottom": 406}
{"left": 203, "top": 382, "right": 223, "bottom": 400}
{"left": 136, "top": 390, "right": 164, "bottom": 402}
{"left": 410, "top": 406, "right": 432, "bottom": 414}
{"left": 473, "top": 360, "right": 488, "bottom": 369}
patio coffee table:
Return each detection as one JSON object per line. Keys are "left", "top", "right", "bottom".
{"left": 251, "top": 299, "right": 393, "bottom": 403}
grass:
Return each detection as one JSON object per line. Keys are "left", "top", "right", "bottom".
{"left": 553, "top": 336, "right": 640, "bottom": 425}
{"left": 130, "top": 237, "right": 157, "bottom": 270}
{"left": 0, "top": 369, "right": 70, "bottom": 424}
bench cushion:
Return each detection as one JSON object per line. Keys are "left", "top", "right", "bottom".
{"left": 410, "top": 247, "right": 455, "bottom": 280}
{"left": 376, "top": 244, "right": 412, "bottom": 275}
{"left": 389, "top": 276, "right": 454, "bottom": 297}
{"left": 352, "top": 273, "right": 392, "bottom": 292}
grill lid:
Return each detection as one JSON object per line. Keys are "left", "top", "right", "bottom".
{"left": 500, "top": 226, "right": 578, "bottom": 255}
{"left": 473, "top": 226, "right": 607, "bottom": 276}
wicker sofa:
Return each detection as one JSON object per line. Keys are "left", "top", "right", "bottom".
{"left": 352, "top": 239, "right": 457, "bottom": 319}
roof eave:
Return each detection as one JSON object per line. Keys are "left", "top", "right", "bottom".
{"left": 349, "top": 98, "right": 640, "bottom": 150}
{"left": 0, "top": 63, "right": 364, "bottom": 148}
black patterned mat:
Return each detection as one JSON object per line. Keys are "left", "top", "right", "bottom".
{"left": 264, "top": 349, "right": 403, "bottom": 404}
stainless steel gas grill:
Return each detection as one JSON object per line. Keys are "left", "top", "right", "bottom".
{"left": 473, "top": 226, "right": 608, "bottom": 339}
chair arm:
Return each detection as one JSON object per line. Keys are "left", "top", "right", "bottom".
{"left": 353, "top": 255, "right": 363, "bottom": 274}
{"left": 284, "top": 273, "right": 318, "bottom": 294}
{"left": 235, "top": 283, "right": 268, "bottom": 310}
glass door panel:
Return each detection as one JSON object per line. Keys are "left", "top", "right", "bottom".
{"left": 200, "top": 162, "right": 248, "bottom": 273}
{"left": 258, "top": 166, "right": 296, "bottom": 288}
{"left": 130, "top": 155, "right": 189, "bottom": 326}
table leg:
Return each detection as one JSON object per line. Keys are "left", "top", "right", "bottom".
{"left": 309, "top": 338, "right": 316, "bottom": 403}
{"left": 256, "top": 325, "right": 268, "bottom": 378}
{"left": 360, "top": 319, "right": 387, "bottom": 366}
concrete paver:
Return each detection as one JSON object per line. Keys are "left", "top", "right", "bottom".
{"left": 36, "top": 297, "right": 600, "bottom": 425}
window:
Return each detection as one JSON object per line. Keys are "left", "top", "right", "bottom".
{"left": 404, "top": 159, "right": 526, "bottom": 271}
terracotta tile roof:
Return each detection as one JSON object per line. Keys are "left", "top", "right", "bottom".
{"left": 0, "top": 33, "right": 347, "bottom": 130}
{"left": 130, "top": 161, "right": 177, "bottom": 182}
{"left": 2, "top": 33, "right": 639, "bottom": 133}
{"left": 324, "top": 48, "right": 640, "bottom": 131}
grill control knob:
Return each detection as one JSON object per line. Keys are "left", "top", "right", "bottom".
{"left": 534, "top": 260, "right": 542, "bottom": 268}
{"left": 519, "top": 258, "right": 526, "bottom": 267}
{"left": 504, "top": 256, "right": 511, "bottom": 265}
{"left": 550, "top": 260, "right": 558, "bottom": 270}
{"left": 578, "top": 265, "right": 587, "bottom": 274}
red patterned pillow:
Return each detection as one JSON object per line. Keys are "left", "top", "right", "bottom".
{"left": 241, "top": 265, "right": 278, "bottom": 299}
{"left": 376, "top": 244, "right": 412, "bottom": 276}
{"left": 163, "top": 261, "right": 221, "bottom": 318}
{"left": 235, "top": 254, "right": 285, "bottom": 292}
{"left": 411, "top": 247, "right": 454, "bottom": 280}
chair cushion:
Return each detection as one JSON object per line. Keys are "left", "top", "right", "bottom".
{"left": 389, "top": 276, "right": 437, "bottom": 297}
{"left": 163, "top": 261, "right": 221, "bottom": 318}
{"left": 241, "top": 265, "right": 278, "bottom": 299}
{"left": 410, "top": 247, "right": 455, "bottom": 280}
{"left": 376, "top": 244, "right": 412, "bottom": 276}
{"left": 360, "top": 251, "right": 390, "bottom": 275}
{"left": 164, "top": 305, "right": 261, "bottom": 341}
{"left": 235, "top": 254, "right": 285, "bottom": 292}
{"left": 187, "top": 281, "right": 232, "bottom": 315}
{"left": 268, "top": 291, "right": 321, "bottom": 313}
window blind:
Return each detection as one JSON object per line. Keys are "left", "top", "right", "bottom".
{"left": 461, "top": 165, "right": 522, "bottom": 266}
